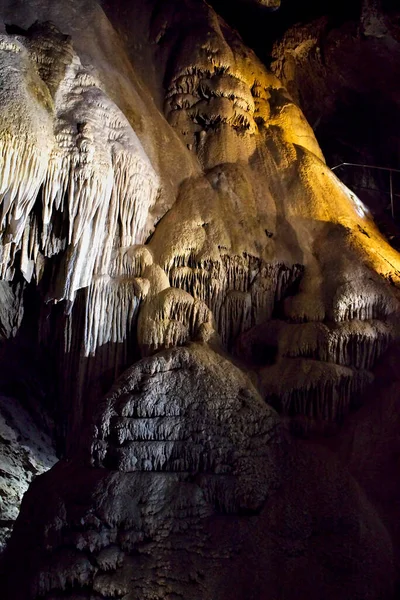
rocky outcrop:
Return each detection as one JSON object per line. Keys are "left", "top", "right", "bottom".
{"left": 2, "top": 344, "right": 395, "bottom": 600}
{"left": 0, "top": 0, "right": 399, "bottom": 597}
{"left": 0, "top": 1, "right": 396, "bottom": 435}
{"left": 0, "top": 395, "right": 56, "bottom": 553}
{"left": 270, "top": 2, "right": 400, "bottom": 227}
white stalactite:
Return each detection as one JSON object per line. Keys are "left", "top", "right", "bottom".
{"left": 0, "top": 31, "right": 159, "bottom": 308}
{"left": 0, "top": 37, "right": 54, "bottom": 280}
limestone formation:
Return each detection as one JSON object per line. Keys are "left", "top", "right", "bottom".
{"left": 270, "top": 1, "right": 400, "bottom": 224}
{"left": 0, "top": 395, "right": 56, "bottom": 552}
{"left": 0, "top": 0, "right": 399, "bottom": 598}
{"left": 2, "top": 345, "right": 395, "bottom": 600}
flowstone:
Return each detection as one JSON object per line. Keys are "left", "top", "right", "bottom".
{"left": 0, "top": 0, "right": 399, "bottom": 597}
{"left": 2, "top": 345, "right": 394, "bottom": 600}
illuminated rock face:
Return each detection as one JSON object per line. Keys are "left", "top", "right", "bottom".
{"left": 0, "top": 20, "right": 160, "bottom": 302}
{"left": 0, "top": 0, "right": 400, "bottom": 598}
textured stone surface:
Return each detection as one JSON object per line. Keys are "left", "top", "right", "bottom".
{"left": 92, "top": 344, "right": 283, "bottom": 510}
{"left": 2, "top": 345, "right": 395, "bottom": 600}
{"left": 0, "top": 395, "right": 56, "bottom": 553}
{"left": 0, "top": 0, "right": 396, "bottom": 438}
{"left": 0, "top": 0, "right": 399, "bottom": 597}
{"left": 270, "top": 1, "right": 400, "bottom": 229}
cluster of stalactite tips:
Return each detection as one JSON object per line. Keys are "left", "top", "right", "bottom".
{"left": 0, "top": 18, "right": 397, "bottom": 438}
{"left": 1, "top": 1, "right": 400, "bottom": 598}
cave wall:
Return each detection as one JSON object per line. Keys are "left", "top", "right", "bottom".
{"left": 0, "top": 0, "right": 399, "bottom": 598}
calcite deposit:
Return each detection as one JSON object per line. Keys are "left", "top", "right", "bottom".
{"left": 0, "top": 0, "right": 400, "bottom": 598}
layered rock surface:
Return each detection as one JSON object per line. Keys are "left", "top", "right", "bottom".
{"left": 0, "top": 0, "right": 399, "bottom": 598}
{"left": 2, "top": 344, "right": 395, "bottom": 600}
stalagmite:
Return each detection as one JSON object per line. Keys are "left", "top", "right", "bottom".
{"left": 92, "top": 343, "right": 283, "bottom": 508}
{"left": 138, "top": 283, "right": 214, "bottom": 356}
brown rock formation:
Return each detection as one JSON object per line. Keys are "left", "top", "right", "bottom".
{"left": 3, "top": 344, "right": 395, "bottom": 600}
{"left": 0, "top": 0, "right": 399, "bottom": 598}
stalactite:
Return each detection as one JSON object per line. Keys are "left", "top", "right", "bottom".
{"left": 41, "top": 54, "right": 160, "bottom": 302}
{"left": 169, "top": 253, "right": 303, "bottom": 349}
{"left": 0, "top": 14, "right": 398, "bottom": 464}
{"left": 0, "top": 27, "right": 165, "bottom": 428}
{"left": 35, "top": 553, "right": 97, "bottom": 598}
{"left": 0, "top": 35, "right": 54, "bottom": 278}
{"left": 3, "top": 5, "right": 400, "bottom": 599}
{"left": 84, "top": 276, "right": 141, "bottom": 357}
{"left": 0, "top": 27, "right": 160, "bottom": 308}
{"left": 325, "top": 320, "right": 393, "bottom": 369}
{"left": 261, "top": 358, "right": 374, "bottom": 431}
{"left": 238, "top": 317, "right": 394, "bottom": 372}
{"left": 279, "top": 319, "right": 394, "bottom": 370}
{"left": 332, "top": 278, "right": 398, "bottom": 322}
{"left": 138, "top": 286, "right": 214, "bottom": 356}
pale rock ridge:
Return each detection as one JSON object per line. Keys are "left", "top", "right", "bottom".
{"left": 143, "top": 161, "right": 304, "bottom": 357}
{"left": 331, "top": 275, "right": 398, "bottom": 322}
{"left": 0, "top": 35, "right": 53, "bottom": 280}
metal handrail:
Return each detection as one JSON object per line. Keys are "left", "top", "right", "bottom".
{"left": 348, "top": 184, "right": 400, "bottom": 199}
{"left": 331, "top": 162, "right": 400, "bottom": 174}
{"left": 331, "top": 162, "right": 400, "bottom": 219}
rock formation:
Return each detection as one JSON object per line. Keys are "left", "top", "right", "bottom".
{"left": 270, "top": 0, "right": 400, "bottom": 232}
{"left": 0, "top": 0, "right": 400, "bottom": 598}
